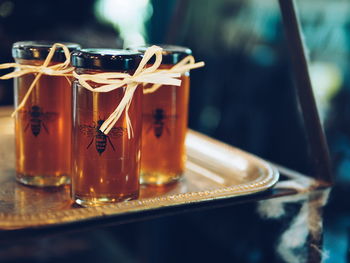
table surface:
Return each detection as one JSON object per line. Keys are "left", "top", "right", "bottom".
{"left": 0, "top": 106, "right": 342, "bottom": 263}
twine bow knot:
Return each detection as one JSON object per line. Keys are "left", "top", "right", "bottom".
{"left": 74, "top": 45, "right": 205, "bottom": 138}
{"left": 73, "top": 45, "right": 184, "bottom": 138}
{"left": 0, "top": 43, "right": 74, "bottom": 117}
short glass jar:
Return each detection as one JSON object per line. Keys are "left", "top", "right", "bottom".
{"left": 12, "top": 41, "right": 80, "bottom": 187}
{"left": 129, "top": 45, "right": 191, "bottom": 185}
{"left": 71, "top": 49, "right": 143, "bottom": 206}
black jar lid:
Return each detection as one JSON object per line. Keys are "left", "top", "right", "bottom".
{"left": 127, "top": 45, "right": 192, "bottom": 65}
{"left": 71, "top": 49, "right": 144, "bottom": 71}
{"left": 12, "top": 41, "right": 81, "bottom": 62}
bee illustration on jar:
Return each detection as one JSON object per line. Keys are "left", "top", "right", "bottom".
{"left": 79, "top": 119, "right": 126, "bottom": 155}
{"left": 22, "top": 105, "right": 58, "bottom": 137}
{"left": 145, "top": 108, "right": 177, "bottom": 138}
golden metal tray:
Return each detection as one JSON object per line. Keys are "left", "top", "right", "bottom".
{"left": 0, "top": 107, "right": 279, "bottom": 230}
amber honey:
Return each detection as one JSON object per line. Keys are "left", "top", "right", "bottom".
{"left": 141, "top": 67, "right": 189, "bottom": 185}
{"left": 13, "top": 42, "right": 80, "bottom": 187}
{"left": 71, "top": 49, "right": 143, "bottom": 207}
{"left": 129, "top": 45, "right": 192, "bottom": 185}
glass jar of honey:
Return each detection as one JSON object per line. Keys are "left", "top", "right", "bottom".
{"left": 71, "top": 49, "right": 143, "bottom": 207}
{"left": 129, "top": 45, "right": 191, "bottom": 185}
{"left": 12, "top": 41, "right": 80, "bottom": 187}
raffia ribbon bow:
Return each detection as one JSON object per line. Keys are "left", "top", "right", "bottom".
{"left": 74, "top": 45, "right": 185, "bottom": 138}
{"left": 0, "top": 43, "right": 74, "bottom": 117}
{"left": 74, "top": 45, "right": 205, "bottom": 138}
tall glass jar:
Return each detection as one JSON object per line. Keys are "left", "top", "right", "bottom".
{"left": 12, "top": 41, "right": 80, "bottom": 187}
{"left": 71, "top": 49, "right": 143, "bottom": 207}
{"left": 129, "top": 45, "right": 191, "bottom": 185}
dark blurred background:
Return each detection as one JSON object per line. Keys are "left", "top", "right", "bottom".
{"left": 0, "top": 0, "right": 349, "bottom": 262}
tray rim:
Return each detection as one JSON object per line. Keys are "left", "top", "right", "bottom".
{"left": 0, "top": 129, "right": 279, "bottom": 230}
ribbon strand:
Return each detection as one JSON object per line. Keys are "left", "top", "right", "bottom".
{"left": 0, "top": 43, "right": 74, "bottom": 117}
{"left": 143, "top": 55, "right": 205, "bottom": 94}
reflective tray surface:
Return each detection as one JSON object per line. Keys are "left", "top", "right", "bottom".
{"left": 0, "top": 107, "right": 279, "bottom": 230}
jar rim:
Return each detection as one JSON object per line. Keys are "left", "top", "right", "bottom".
{"left": 71, "top": 48, "right": 144, "bottom": 71}
{"left": 12, "top": 41, "right": 81, "bottom": 62}
{"left": 127, "top": 44, "right": 192, "bottom": 65}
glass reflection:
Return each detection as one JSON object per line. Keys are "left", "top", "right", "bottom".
{"left": 258, "top": 189, "right": 330, "bottom": 263}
